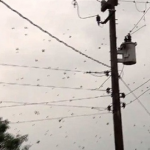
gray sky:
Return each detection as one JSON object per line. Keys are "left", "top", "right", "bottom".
{"left": 0, "top": 0, "right": 150, "bottom": 149}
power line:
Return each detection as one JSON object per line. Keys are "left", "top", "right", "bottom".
{"left": 0, "top": 63, "right": 109, "bottom": 77}
{"left": 74, "top": 0, "right": 97, "bottom": 19}
{"left": 120, "top": 78, "right": 150, "bottom": 116}
{"left": 0, "top": 63, "right": 110, "bottom": 79}
{"left": 0, "top": 95, "right": 109, "bottom": 110}
{"left": 1, "top": 95, "right": 110, "bottom": 104}
{"left": 0, "top": 103, "right": 106, "bottom": 110}
{"left": 98, "top": 76, "right": 111, "bottom": 89}
{"left": 119, "top": 65, "right": 124, "bottom": 78}
{"left": 88, "top": 74, "right": 106, "bottom": 77}
{"left": 0, "top": 0, "right": 110, "bottom": 68}
{"left": 129, "top": 6, "right": 150, "bottom": 33}
{"left": 126, "top": 78, "right": 150, "bottom": 96}
{"left": 131, "top": 24, "right": 146, "bottom": 35}
{"left": 134, "top": 1, "right": 147, "bottom": 23}
{"left": 10, "top": 112, "right": 111, "bottom": 124}
{"left": 127, "top": 88, "right": 150, "bottom": 104}
{"left": 119, "top": 0, "right": 150, "bottom": 3}
{"left": 0, "top": 63, "right": 104, "bottom": 74}
{"left": 134, "top": 1, "right": 147, "bottom": 12}
{"left": 120, "top": 0, "right": 148, "bottom": 31}
{"left": 119, "top": 0, "right": 149, "bottom": 34}
{"left": 0, "top": 81, "right": 106, "bottom": 91}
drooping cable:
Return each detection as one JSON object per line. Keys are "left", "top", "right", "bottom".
{"left": 119, "top": 65, "right": 124, "bottom": 78}
{"left": 72, "top": 0, "right": 97, "bottom": 19}
{"left": 0, "top": 0, "right": 110, "bottom": 68}
{"left": 0, "top": 103, "right": 106, "bottom": 110}
{"left": 1, "top": 95, "right": 110, "bottom": 104}
{"left": 10, "top": 112, "right": 111, "bottom": 124}
{"left": 129, "top": 5, "right": 150, "bottom": 33}
{"left": 134, "top": 1, "right": 148, "bottom": 12}
{"left": 119, "top": 0, "right": 150, "bottom": 4}
{"left": 98, "top": 76, "right": 111, "bottom": 89}
{"left": 0, "top": 81, "right": 106, "bottom": 91}
{"left": 0, "top": 63, "right": 105, "bottom": 74}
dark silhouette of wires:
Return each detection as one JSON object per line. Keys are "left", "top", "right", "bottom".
{"left": 129, "top": 5, "right": 150, "bottom": 34}
{"left": 131, "top": 24, "right": 146, "bottom": 35}
{"left": 1, "top": 95, "right": 110, "bottom": 104}
{"left": 0, "top": 81, "right": 106, "bottom": 91}
{"left": 127, "top": 88, "right": 150, "bottom": 105}
{"left": 120, "top": 0, "right": 148, "bottom": 34}
{"left": 0, "top": 0, "right": 110, "bottom": 68}
{"left": 120, "top": 78, "right": 150, "bottom": 116}
{"left": 98, "top": 76, "right": 111, "bottom": 89}
{"left": 73, "top": 0, "right": 97, "bottom": 19}
{"left": 10, "top": 112, "right": 111, "bottom": 124}
{"left": 0, "top": 103, "right": 106, "bottom": 110}
{"left": 126, "top": 78, "right": 150, "bottom": 96}
{"left": 119, "top": 0, "right": 150, "bottom": 3}
{"left": 88, "top": 74, "right": 106, "bottom": 77}
{"left": 134, "top": 1, "right": 147, "bottom": 12}
{"left": 119, "top": 65, "right": 124, "bottom": 78}
{"left": 0, "top": 63, "right": 107, "bottom": 74}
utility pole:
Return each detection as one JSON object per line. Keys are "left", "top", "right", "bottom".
{"left": 101, "top": 0, "right": 124, "bottom": 150}
{"left": 109, "top": 1, "right": 124, "bottom": 150}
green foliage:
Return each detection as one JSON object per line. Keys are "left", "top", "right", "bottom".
{"left": 0, "top": 118, "right": 30, "bottom": 150}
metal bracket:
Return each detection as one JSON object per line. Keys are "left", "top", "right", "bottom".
{"left": 101, "top": 9, "right": 116, "bottom": 24}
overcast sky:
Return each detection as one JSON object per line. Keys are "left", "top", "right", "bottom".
{"left": 0, "top": 0, "right": 150, "bottom": 150}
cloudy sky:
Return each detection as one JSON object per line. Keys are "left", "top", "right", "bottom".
{"left": 0, "top": 0, "right": 150, "bottom": 149}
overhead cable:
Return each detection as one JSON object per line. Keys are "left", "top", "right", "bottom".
{"left": 75, "top": 0, "right": 97, "bottom": 19}
{"left": 121, "top": 78, "right": 150, "bottom": 116}
{"left": 134, "top": 1, "right": 147, "bottom": 12}
{"left": 1, "top": 95, "right": 110, "bottom": 104}
{"left": 119, "top": 0, "right": 150, "bottom": 3}
{"left": 0, "top": 0, "right": 110, "bottom": 68}
{"left": 0, "top": 81, "right": 106, "bottom": 91}
{"left": 126, "top": 78, "right": 150, "bottom": 96}
{"left": 0, "top": 63, "right": 108, "bottom": 75}
{"left": 129, "top": 6, "right": 150, "bottom": 33}
{"left": 98, "top": 76, "right": 111, "bottom": 89}
{"left": 10, "top": 112, "right": 111, "bottom": 124}
{"left": 127, "top": 88, "right": 150, "bottom": 105}
{"left": 0, "top": 103, "right": 106, "bottom": 110}
{"left": 131, "top": 24, "right": 146, "bottom": 35}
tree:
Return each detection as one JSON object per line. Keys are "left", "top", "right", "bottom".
{"left": 0, "top": 118, "right": 30, "bottom": 150}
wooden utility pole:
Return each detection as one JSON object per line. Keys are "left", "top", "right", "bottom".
{"left": 101, "top": 0, "right": 124, "bottom": 150}
{"left": 109, "top": 1, "right": 124, "bottom": 150}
